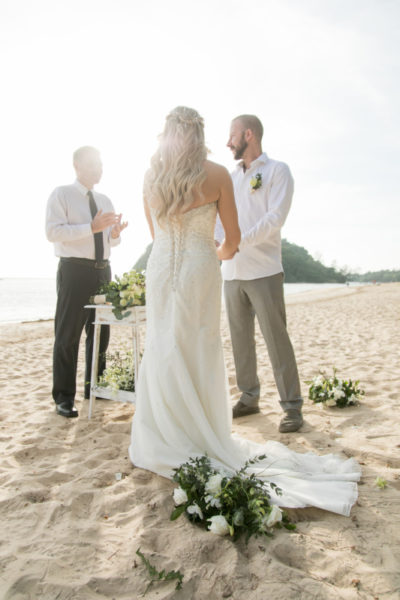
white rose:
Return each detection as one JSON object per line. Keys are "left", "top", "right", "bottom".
{"left": 264, "top": 505, "right": 283, "bottom": 528}
{"left": 205, "top": 473, "right": 223, "bottom": 495}
{"left": 325, "top": 398, "right": 336, "bottom": 407}
{"left": 333, "top": 387, "right": 345, "bottom": 400}
{"left": 131, "top": 284, "right": 143, "bottom": 295}
{"left": 173, "top": 487, "right": 188, "bottom": 506}
{"left": 205, "top": 494, "right": 222, "bottom": 509}
{"left": 314, "top": 376, "right": 323, "bottom": 386}
{"left": 207, "top": 515, "right": 230, "bottom": 536}
{"left": 186, "top": 504, "right": 203, "bottom": 520}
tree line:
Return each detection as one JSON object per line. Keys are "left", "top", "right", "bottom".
{"left": 134, "top": 240, "right": 399, "bottom": 283}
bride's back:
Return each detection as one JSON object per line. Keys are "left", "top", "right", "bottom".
{"left": 182, "top": 160, "right": 227, "bottom": 213}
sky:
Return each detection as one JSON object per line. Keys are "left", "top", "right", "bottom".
{"left": 1, "top": 0, "right": 399, "bottom": 278}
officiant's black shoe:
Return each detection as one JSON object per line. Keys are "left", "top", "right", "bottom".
{"left": 56, "top": 402, "right": 79, "bottom": 418}
{"left": 232, "top": 400, "right": 260, "bottom": 419}
{"left": 279, "top": 409, "right": 303, "bottom": 433}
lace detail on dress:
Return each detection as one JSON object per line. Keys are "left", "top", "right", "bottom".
{"left": 168, "top": 221, "right": 184, "bottom": 291}
{"left": 150, "top": 202, "right": 218, "bottom": 294}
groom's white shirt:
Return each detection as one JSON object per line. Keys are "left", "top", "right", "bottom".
{"left": 216, "top": 152, "right": 294, "bottom": 281}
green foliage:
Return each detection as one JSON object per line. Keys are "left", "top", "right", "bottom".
{"left": 375, "top": 477, "right": 388, "bottom": 489}
{"left": 171, "top": 455, "right": 294, "bottom": 542}
{"left": 96, "top": 269, "right": 146, "bottom": 320}
{"left": 306, "top": 368, "right": 365, "bottom": 407}
{"left": 136, "top": 548, "right": 183, "bottom": 594}
{"left": 348, "top": 270, "right": 400, "bottom": 282}
{"left": 134, "top": 244, "right": 153, "bottom": 272}
{"left": 97, "top": 350, "right": 135, "bottom": 392}
{"left": 281, "top": 239, "right": 346, "bottom": 283}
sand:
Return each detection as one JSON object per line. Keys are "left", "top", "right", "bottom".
{"left": 0, "top": 283, "right": 399, "bottom": 599}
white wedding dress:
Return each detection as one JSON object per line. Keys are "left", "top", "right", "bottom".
{"left": 129, "top": 203, "right": 361, "bottom": 516}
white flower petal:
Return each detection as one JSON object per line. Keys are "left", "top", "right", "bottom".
{"left": 207, "top": 515, "right": 230, "bottom": 536}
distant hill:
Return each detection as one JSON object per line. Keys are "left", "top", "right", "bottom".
{"left": 348, "top": 269, "right": 400, "bottom": 283}
{"left": 134, "top": 244, "right": 153, "bottom": 272}
{"left": 133, "top": 239, "right": 347, "bottom": 283}
{"left": 281, "top": 239, "right": 346, "bottom": 283}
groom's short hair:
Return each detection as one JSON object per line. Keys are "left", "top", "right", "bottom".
{"left": 233, "top": 115, "right": 263, "bottom": 142}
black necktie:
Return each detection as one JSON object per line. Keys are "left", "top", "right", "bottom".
{"left": 88, "top": 191, "right": 104, "bottom": 261}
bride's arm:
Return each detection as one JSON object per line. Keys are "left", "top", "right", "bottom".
{"left": 216, "top": 168, "right": 241, "bottom": 260}
{"left": 144, "top": 197, "right": 155, "bottom": 240}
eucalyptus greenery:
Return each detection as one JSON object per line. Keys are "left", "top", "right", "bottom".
{"left": 96, "top": 269, "right": 146, "bottom": 320}
{"left": 307, "top": 367, "right": 364, "bottom": 408}
{"left": 136, "top": 548, "right": 183, "bottom": 594}
{"left": 171, "top": 455, "right": 295, "bottom": 542}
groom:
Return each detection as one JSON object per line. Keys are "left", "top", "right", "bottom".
{"left": 218, "top": 115, "right": 303, "bottom": 433}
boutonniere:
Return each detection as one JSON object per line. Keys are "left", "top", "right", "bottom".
{"left": 250, "top": 173, "right": 262, "bottom": 192}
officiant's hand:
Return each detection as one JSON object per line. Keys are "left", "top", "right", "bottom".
{"left": 91, "top": 209, "right": 119, "bottom": 233}
{"left": 111, "top": 213, "right": 128, "bottom": 239}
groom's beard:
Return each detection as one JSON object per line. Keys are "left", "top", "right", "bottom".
{"left": 233, "top": 133, "right": 248, "bottom": 160}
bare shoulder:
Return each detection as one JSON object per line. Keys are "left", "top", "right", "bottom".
{"left": 204, "top": 160, "right": 230, "bottom": 182}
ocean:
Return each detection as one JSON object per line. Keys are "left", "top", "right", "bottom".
{"left": 0, "top": 278, "right": 352, "bottom": 325}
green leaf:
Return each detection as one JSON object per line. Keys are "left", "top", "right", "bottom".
{"left": 136, "top": 548, "right": 184, "bottom": 593}
{"left": 170, "top": 505, "right": 187, "bottom": 520}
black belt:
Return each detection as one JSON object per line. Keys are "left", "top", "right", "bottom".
{"left": 60, "top": 257, "right": 110, "bottom": 269}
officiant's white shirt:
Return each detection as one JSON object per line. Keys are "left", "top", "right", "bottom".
{"left": 46, "top": 180, "right": 120, "bottom": 259}
{"left": 216, "top": 153, "right": 294, "bottom": 281}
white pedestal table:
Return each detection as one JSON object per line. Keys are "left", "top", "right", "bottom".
{"left": 85, "top": 304, "right": 146, "bottom": 418}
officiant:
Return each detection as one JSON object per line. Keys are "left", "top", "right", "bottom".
{"left": 45, "top": 146, "right": 128, "bottom": 418}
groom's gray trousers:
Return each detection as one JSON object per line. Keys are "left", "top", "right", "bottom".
{"left": 224, "top": 272, "right": 303, "bottom": 412}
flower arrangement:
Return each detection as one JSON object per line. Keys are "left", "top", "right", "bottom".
{"left": 170, "top": 455, "right": 295, "bottom": 542}
{"left": 96, "top": 269, "right": 146, "bottom": 320}
{"left": 97, "top": 350, "right": 135, "bottom": 392}
{"left": 250, "top": 173, "right": 262, "bottom": 192}
{"left": 307, "top": 368, "right": 364, "bottom": 408}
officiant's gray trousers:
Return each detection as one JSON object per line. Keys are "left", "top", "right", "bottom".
{"left": 224, "top": 273, "right": 303, "bottom": 412}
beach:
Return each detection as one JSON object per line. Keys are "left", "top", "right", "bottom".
{"left": 1, "top": 283, "right": 399, "bottom": 599}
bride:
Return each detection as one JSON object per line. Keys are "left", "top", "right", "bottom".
{"left": 129, "top": 106, "right": 360, "bottom": 516}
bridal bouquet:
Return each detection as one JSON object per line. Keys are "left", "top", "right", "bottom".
{"left": 307, "top": 368, "right": 364, "bottom": 408}
{"left": 171, "top": 455, "right": 295, "bottom": 542}
{"left": 95, "top": 269, "right": 146, "bottom": 320}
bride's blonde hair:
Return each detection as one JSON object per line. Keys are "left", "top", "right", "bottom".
{"left": 145, "top": 106, "right": 207, "bottom": 226}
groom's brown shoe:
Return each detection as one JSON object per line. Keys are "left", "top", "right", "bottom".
{"left": 279, "top": 409, "right": 303, "bottom": 433}
{"left": 232, "top": 400, "right": 260, "bottom": 419}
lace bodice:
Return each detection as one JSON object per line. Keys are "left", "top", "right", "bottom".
{"left": 148, "top": 202, "right": 218, "bottom": 292}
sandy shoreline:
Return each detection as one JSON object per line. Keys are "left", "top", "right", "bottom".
{"left": 1, "top": 283, "right": 399, "bottom": 599}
